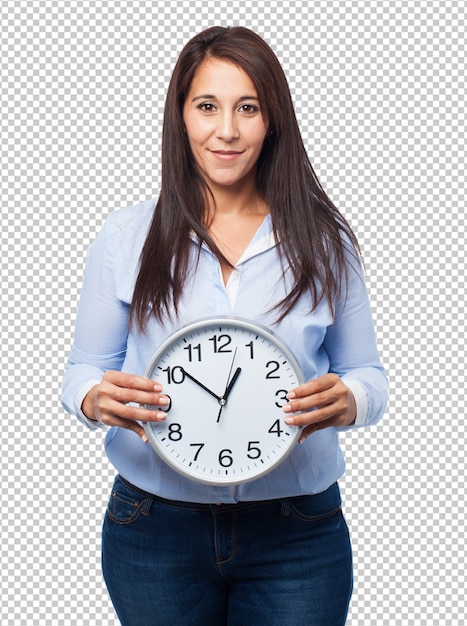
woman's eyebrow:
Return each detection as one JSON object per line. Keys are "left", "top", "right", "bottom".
{"left": 190, "top": 94, "right": 260, "bottom": 103}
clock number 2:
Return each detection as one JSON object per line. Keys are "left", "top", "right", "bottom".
{"left": 265, "top": 360, "right": 280, "bottom": 379}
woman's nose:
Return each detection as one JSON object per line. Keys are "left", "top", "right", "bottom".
{"left": 216, "top": 113, "right": 239, "bottom": 142}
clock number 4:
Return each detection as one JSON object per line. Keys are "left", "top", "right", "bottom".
{"left": 268, "top": 419, "right": 284, "bottom": 437}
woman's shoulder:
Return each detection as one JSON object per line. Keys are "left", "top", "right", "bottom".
{"left": 103, "top": 197, "right": 157, "bottom": 235}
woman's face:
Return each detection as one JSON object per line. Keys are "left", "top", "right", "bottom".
{"left": 183, "top": 57, "right": 268, "bottom": 193}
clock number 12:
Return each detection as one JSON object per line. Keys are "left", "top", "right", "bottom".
{"left": 209, "top": 334, "right": 232, "bottom": 353}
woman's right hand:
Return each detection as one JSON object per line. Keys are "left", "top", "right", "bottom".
{"left": 81, "top": 370, "right": 170, "bottom": 442}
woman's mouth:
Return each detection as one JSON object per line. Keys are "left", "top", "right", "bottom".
{"left": 210, "top": 150, "right": 244, "bottom": 162}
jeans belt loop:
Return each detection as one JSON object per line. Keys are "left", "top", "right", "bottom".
{"left": 279, "top": 498, "right": 291, "bottom": 516}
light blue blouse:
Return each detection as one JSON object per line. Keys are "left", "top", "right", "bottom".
{"left": 61, "top": 198, "right": 388, "bottom": 503}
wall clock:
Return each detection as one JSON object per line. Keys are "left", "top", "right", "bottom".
{"left": 143, "top": 317, "right": 304, "bottom": 485}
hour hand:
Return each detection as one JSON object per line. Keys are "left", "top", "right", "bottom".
{"left": 217, "top": 367, "right": 242, "bottom": 423}
{"left": 223, "top": 367, "right": 242, "bottom": 402}
{"left": 182, "top": 369, "right": 221, "bottom": 401}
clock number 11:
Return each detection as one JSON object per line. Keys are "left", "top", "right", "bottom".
{"left": 183, "top": 343, "right": 202, "bottom": 362}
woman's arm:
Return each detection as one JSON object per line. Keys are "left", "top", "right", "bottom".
{"left": 283, "top": 253, "right": 388, "bottom": 440}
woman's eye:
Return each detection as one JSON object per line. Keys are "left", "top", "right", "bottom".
{"left": 239, "top": 104, "right": 259, "bottom": 113}
{"left": 198, "top": 103, "right": 216, "bottom": 112}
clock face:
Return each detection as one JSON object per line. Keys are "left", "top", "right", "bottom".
{"left": 143, "top": 317, "right": 304, "bottom": 486}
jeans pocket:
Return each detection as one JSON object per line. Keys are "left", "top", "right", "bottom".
{"left": 288, "top": 495, "right": 342, "bottom": 523}
{"left": 106, "top": 476, "right": 152, "bottom": 525}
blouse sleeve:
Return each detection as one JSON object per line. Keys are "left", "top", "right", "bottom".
{"left": 61, "top": 215, "right": 131, "bottom": 430}
{"left": 324, "top": 251, "right": 389, "bottom": 430}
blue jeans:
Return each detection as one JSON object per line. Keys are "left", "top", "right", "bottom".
{"left": 102, "top": 475, "right": 353, "bottom": 625}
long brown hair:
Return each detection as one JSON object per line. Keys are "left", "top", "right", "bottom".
{"left": 130, "top": 26, "right": 360, "bottom": 331}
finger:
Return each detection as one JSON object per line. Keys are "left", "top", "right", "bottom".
{"left": 287, "top": 373, "right": 339, "bottom": 400}
{"left": 285, "top": 401, "right": 343, "bottom": 427}
{"left": 99, "top": 397, "right": 168, "bottom": 423}
{"left": 99, "top": 380, "right": 169, "bottom": 408}
{"left": 103, "top": 370, "right": 164, "bottom": 393}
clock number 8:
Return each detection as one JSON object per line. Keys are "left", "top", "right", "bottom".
{"left": 168, "top": 423, "right": 183, "bottom": 441}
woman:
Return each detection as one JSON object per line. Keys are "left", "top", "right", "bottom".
{"left": 62, "top": 26, "right": 388, "bottom": 625}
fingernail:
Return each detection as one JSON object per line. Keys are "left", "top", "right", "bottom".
{"left": 284, "top": 416, "right": 295, "bottom": 425}
{"left": 158, "top": 396, "right": 170, "bottom": 405}
{"left": 153, "top": 383, "right": 163, "bottom": 392}
{"left": 142, "top": 433, "right": 149, "bottom": 443}
{"left": 283, "top": 403, "right": 292, "bottom": 413}
{"left": 287, "top": 391, "right": 296, "bottom": 399}
{"left": 156, "top": 412, "right": 166, "bottom": 420}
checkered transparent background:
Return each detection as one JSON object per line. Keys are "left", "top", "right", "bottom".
{"left": 1, "top": 0, "right": 465, "bottom": 624}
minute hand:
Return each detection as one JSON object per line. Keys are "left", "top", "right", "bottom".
{"left": 182, "top": 369, "right": 221, "bottom": 401}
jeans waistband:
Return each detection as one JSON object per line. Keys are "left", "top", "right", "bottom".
{"left": 118, "top": 475, "right": 341, "bottom": 516}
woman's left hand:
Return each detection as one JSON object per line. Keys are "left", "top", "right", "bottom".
{"left": 283, "top": 373, "right": 356, "bottom": 443}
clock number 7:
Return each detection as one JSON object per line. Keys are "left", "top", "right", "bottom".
{"left": 189, "top": 443, "right": 205, "bottom": 461}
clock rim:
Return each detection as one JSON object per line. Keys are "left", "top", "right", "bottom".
{"left": 142, "top": 315, "right": 304, "bottom": 486}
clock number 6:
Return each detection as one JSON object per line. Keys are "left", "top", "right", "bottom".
{"left": 219, "top": 449, "right": 234, "bottom": 467}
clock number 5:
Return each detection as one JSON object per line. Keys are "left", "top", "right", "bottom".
{"left": 247, "top": 441, "right": 261, "bottom": 460}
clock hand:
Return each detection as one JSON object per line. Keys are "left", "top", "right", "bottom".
{"left": 217, "top": 350, "right": 241, "bottom": 423}
{"left": 223, "top": 367, "right": 242, "bottom": 402}
{"left": 182, "top": 369, "right": 221, "bottom": 401}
